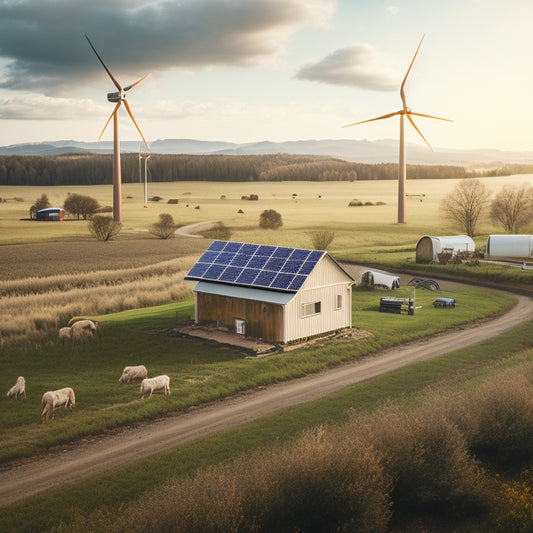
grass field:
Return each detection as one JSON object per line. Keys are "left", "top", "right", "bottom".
{"left": 1, "top": 177, "right": 533, "bottom": 531}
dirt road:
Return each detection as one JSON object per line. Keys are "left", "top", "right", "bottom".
{"left": 1, "top": 293, "right": 532, "bottom": 507}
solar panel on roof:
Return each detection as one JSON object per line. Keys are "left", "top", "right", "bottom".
{"left": 185, "top": 240, "right": 326, "bottom": 292}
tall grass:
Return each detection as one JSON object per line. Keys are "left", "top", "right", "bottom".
{"left": 0, "top": 257, "right": 195, "bottom": 344}
{"left": 55, "top": 361, "right": 533, "bottom": 533}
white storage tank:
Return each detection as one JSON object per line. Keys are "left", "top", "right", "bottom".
{"left": 486, "top": 235, "right": 533, "bottom": 258}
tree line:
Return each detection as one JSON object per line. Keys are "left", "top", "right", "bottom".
{"left": 2, "top": 153, "right": 532, "bottom": 186}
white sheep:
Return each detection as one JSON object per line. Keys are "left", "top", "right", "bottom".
{"left": 119, "top": 365, "right": 148, "bottom": 384}
{"left": 70, "top": 319, "right": 99, "bottom": 348}
{"left": 140, "top": 375, "right": 170, "bottom": 399}
{"left": 6, "top": 376, "right": 26, "bottom": 400}
{"left": 41, "top": 387, "right": 76, "bottom": 421}
{"left": 59, "top": 326, "right": 72, "bottom": 346}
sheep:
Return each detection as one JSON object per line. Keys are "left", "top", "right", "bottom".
{"left": 59, "top": 326, "right": 72, "bottom": 346}
{"left": 6, "top": 376, "right": 26, "bottom": 400}
{"left": 119, "top": 365, "right": 148, "bottom": 384}
{"left": 140, "top": 375, "right": 170, "bottom": 399}
{"left": 41, "top": 387, "right": 76, "bottom": 421}
{"left": 70, "top": 319, "right": 99, "bottom": 348}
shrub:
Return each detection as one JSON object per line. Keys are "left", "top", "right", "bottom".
{"left": 349, "top": 199, "right": 363, "bottom": 207}
{"left": 88, "top": 215, "right": 122, "bottom": 241}
{"left": 167, "top": 199, "right": 179, "bottom": 204}
{"left": 309, "top": 230, "right": 335, "bottom": 250}
{"left": 201, "top": 221, "right": 232, "bottom": 241}
{"left": 149, "top": 213, "right": 178, "bottom": 240}
{"left": 259, "top": 209, "right": 283, "bottom": 230}
{"left": 361, "top": 401, "right": 490, "bottom": 515}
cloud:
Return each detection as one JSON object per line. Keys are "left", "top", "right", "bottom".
{"left": 0, "top": 0, "right": 335, "bottom": 94}
{"left": 296, "top": 43, "right": 398, "bottom": 91}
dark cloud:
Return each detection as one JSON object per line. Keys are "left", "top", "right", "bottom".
{"left": 0, "top": 0, "right": 334, "bottom": 93}
{"left": 296, "top": 43, "right": 398, "bottom": 91}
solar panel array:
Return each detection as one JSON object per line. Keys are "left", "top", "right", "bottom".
{"left": 185, "top": 241, "right": 325, "bottom": 292}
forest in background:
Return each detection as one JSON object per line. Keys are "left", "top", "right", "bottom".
{"left": 1, "top": 153, "right": 532, "bottom": 186}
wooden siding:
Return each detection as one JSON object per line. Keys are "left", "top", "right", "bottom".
{"left": 196, "top": 292, "right": 284, "bottom": 342}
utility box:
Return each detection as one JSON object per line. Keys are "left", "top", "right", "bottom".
{"left": 432, "top": 298, "right": 456, "bottom": 308}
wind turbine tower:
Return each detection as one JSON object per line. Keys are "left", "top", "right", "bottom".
{"left": 85, "top": 35, "right": 150, "bottom": 223}
{"left": 343, "top": 36, "right": 452, "bottom": 224}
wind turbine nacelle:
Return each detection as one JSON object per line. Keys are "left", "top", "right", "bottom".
{"left": 107, "top": 91, "right": 122, "bottom": 103}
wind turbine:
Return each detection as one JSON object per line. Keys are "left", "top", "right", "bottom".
{"left": 343, "top": 36, "right": 452, "bottom": 224}
{"left": 85, "top": 34, "right": 150, "bottom": 223}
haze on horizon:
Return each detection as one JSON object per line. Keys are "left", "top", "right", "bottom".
{"left": 0, "top": 0, "right": 531, "bottom": 153}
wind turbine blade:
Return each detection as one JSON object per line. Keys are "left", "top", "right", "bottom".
{"left": 98, "top": 102, "right": 121, "bottom": 141}
{"left": 123, "top": 100, "right": 150, "bottom": 151}
{"left": 85, "top": 34, "right": 123, "bottom": 92}
{"left": 409, "top": 111, "right": 453, "bottom": 123}
{"left": 124, "top": 74, "right": 150, "bottom": 92}
{"left": 406, "top": 113, "right": 433, "bottom": 151}
{"left": 400, "top": 35, "right": 425, "bottom": 109}
{"left": 342, "top": 110, "right": 402, "bottom": 128}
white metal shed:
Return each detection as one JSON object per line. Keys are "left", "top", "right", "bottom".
{"left": 486, "top": 235, "right": 533, "bottom": 258}
{"left": 416, "top": 235, "right": 475, "bottom": 263}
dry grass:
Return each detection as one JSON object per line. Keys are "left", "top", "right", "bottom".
{"left": 59, "top": 362, "right": 533, "bottom": 533}
{"left": 0, "top": 251, "right": 198, "bottom": 345}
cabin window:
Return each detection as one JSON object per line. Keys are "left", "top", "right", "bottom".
{"left": 302, "top": 301, "right": 321, "bottom": 317}
{"left": 336, "top": 294, "right": 343, "bottom": 310}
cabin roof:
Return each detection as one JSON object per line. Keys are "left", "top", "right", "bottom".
{"left": 193, "top": 281, "right": 296, "bottom": 304}
{"left": 185, "top": 240, "right": 352, "bottom": 293}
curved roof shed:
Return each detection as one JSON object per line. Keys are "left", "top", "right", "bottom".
{"left": 416, "top": 235, "right": 475, "bottom": 263}
{"left": 486, "top": 235, "right": 533, "bottom": 258}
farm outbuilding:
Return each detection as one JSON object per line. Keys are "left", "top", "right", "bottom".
{"left": 36, "top": 208, "right": 64, "bottom": 221}
{"left": 360, "top": 270, "right": 400, "bottom": 289}
{"left": 416, "top": 235, "right": 475, "bottom": 263}
{"left": 486, "top": 235, "right": 533, "bottom": 258}
{"left": 185, "top": 240, "right": 354, "bottom": 344}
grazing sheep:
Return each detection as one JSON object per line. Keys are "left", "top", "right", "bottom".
{"left": 140, "top": 375, "right": 170, "bottom": 399}
{"left": 41, "top": 387, "right": 76, "bottom": 421}
{"left": 119, "top": 365, "right": 148, "bottom": 384}
{"left": 6, "top": 376, "right": 26, "bottom": 400}
{"left": 70, "top": 319, "right": 99, "bottom": 348}
{"left": 59, "top": 326, "right": 72, "bottom": 346}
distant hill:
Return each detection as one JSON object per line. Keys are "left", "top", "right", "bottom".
{"left": 1, "top": 138, "right": 533, "bottom": 165}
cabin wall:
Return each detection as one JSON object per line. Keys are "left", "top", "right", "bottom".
{"left": 196, "top": 292, "right": 284, "bottom": 342}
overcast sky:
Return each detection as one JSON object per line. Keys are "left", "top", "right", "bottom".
{"left": 0, "top": 0, "right": 532, "bottom": 151}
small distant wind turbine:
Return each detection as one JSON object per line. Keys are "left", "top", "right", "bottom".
{"left": 343, "top": 36, "right": 452, "bottom": 224}
{"left": 85, "top": 34, "right": 150, "bottom": 223}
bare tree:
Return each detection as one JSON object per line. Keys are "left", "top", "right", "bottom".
{"left": 88, "top": 215, "right": 122, "bottom": 241}
{"left": 490, "top": 184, "right": 533, "bottom": 233}
{"left": 149, "top": 213, "right": 178, "bottom": 239}
{"left": 64, "top": 193, "right": 100, "bottom": 220}
{"left": 440, "top": 179, "right": 490, "bottom": 237}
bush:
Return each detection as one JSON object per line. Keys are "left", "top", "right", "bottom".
{"left": 259, "top": 209, "right": 283, "bottom": 230}
{"left": 349, "top": 199, "right": 363, "bottom": 207}
{"left": 167, "top": 199, "right": 179, "bottom": 204}
{"left": 88, "top": 215, "right": 122, "bottom": 241}
{"left": 201, "top": 221, "right": 232, "bottom": 241}
{"left": 309, "top": 230, "right": 335, "bottom": 250}
{"left": 361, "top": 401, "right": 490, "bottom": 515}
{"left": 149, "top": 213, "right": 178, "bottom": 240}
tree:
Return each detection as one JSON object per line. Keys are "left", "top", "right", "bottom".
{"left": 63, "top": 193, "right": 100, "bottom": 220}
{"left": 490, "top": 184, "right": 533, "bottom": 233}
{"left": 309, "top": 230, "right": 335, "bottom": 250}
{"left": 259, "top": 209, "right": 283, "bottom": 230}
{"left": 88, "top": 215, "right": 122, "bottom": 241}
{"left": 440, "top": 179, "right": 490, "bottom": 237}
{"left": 149, "top": 213, "right": 178, "bottom": 239}
{"left": 30, "top": 193, "right": 50, "bottom": 218}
